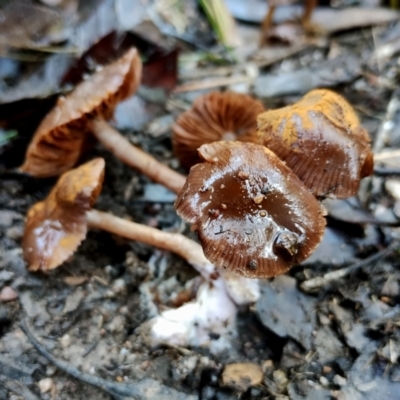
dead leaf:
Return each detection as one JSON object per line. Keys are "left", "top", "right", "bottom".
{"left": 62, "top": 30, "right": 178, "bottom": 91}
{"left": 254, "top": 52, "right": 362, "bottom": 97}
{"left": 0, "top": 0, "right": 73, "bottom": 50}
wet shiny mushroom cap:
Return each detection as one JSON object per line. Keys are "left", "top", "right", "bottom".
{"left": 20, "top": 48, "right": 142, "bottom": 177}
{"left": 23, "top": 158, "right": 105, "bottom": 271}
{"left": 173, "top": 91, "right": 264, "bottom": 170}
{"left": 175, "top": 141, "right": 326, "bottom": 279}
{"left": 257, "top": 89, "right": 374, "bottom": 199}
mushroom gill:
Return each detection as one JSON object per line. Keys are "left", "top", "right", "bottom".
{"left": 173, "top": 91, "right": 264, "bottom": 170}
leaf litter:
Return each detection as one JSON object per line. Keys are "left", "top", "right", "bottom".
{"left": 1, "top": 0, "right": 400, "bottom": 399}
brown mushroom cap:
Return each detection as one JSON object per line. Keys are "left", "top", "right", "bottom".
{"left": 257, "top": 89, "right": 374, "bottom": 199}
{"left": 23, "top": 158, "right": 105, "bottom": 271}
{"left": 173, "top": 91, "right": 264, "bottom": 170}
{"left": 20, "top": 48, "right": 142, "bottom": 177}
{"left": 175, "top": 141, "right": 326, "bottom": 279}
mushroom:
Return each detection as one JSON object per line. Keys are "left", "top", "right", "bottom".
{"left": 172, "top": 91, "right": 264, "bottom": 170}
{"left": 23, "top": 158, "right": 209, "bottom": 275}
{"left": 174, "top": 141, "right": 326, "bottom": 279}
{"left": 259, "top": 0, "right": 318, "bottom": 45}
{"left": 19, "top": 48, "right": 186, "bottom": 194}
{"left": 257, "top": 89, "right": 374, "bottom": 199}
{"left": 23, "top": 157, "right": 260, "bottom": 349}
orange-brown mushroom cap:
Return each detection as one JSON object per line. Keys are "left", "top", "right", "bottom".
{"left": 257, "top": 89, "right": 374, "bottom": 199}
{"left": 175, "top": 141, "right": 326, "bottom": 279}
{"left": 173, "top": 91, "right": 264, "bottom": 170}
{"left": 20, "top": 48, "right": 142, "bottom": 178}
{"left": 23, "top": 158, "right": 105, "bottom": 271}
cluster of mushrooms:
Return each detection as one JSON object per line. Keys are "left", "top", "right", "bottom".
{"left": 19, "top": 47, "right": 373, "bottom": 347}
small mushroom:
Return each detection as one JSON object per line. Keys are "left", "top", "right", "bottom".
{"left": 20, "top": 48, "right": 186, "bottom": 194}
{"left": 175, "top": 141, "right": 326, "bottom": 279}
{"left": 259, "top": 0, "right": 318, "bottom": 46}
{"left": 173, "top": 91, "right": 264, "bottom": 170}
{"left": 23, "top": 158, "right": 104, "bottom": 271}
{"left": 257, "top": 89, "right": 374, "bottom": 199}
{"left": 23, "top": 158, "right": 211, "bottom": 275}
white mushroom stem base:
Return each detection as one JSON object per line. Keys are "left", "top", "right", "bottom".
{"left": 149, "top": 279, "right": 238, "bottom": 352}
{"left": 90, "top": 118, "right": 186, "bottom": 194}
{"left": 86, "top": 209, "right": 260, "bottom": 350}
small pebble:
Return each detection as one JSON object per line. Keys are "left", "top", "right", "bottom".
{"left": 273, "top": 369, "right": 289, "bottom": 393}
{"left": 0, "top": 210, "right": 22, "bottom": 227}
{"left": 60, "top": 334, "right": 71, "bottom": 348}
{"left": 0, "top": 286, "right": 18, "bottom": 302}
{"left": 323, "top": 365, "right": 332, "bottom": 374}
{"left": 319, "top": 376, "right": 329, "bottom": 386}
{"left": 222, "top": 363, "right": 263, "bottom": 391}
{"left": 6, "top": 225, "right": 23, "bottom": 240}
{"left": 385, "top": 179, "right": 400, "bottom": 201}
{"left": 107, "top": 315, "right": 125, "bottom": 333}
{"left": 262, "top": 359, "right": 274, "bottom": 374}
{"left": 333, "top": 374, "right": 347, "bottom": 386}
{"left": 46, "top": 365, "right": 57, "bottom": 376}
{"left": 38, "top": 377, "right": 53, "bottom": 393}
{"left": 112, "top": 278, "right": 126, "bottom": 294}
{"left": 0, "top": 270, "right": 14, "bottom": 283}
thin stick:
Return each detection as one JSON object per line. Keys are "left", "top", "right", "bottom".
{"left": 374, "top": 149, "right": 400, "bottom": 161}
{"left": 20, "top": 319, "right": 141, "bottom": 400}
{"left": 259, "top": 4, "right": 275, "bottom": 46}
{"left": 302, "top": 0, "right": 317, "bottom": 24}
{"left": 374, "top": 167, "right": 400, "bottom": 176}
{"left": 90, "top": 119, "right": 186, "bottom": 194}
{"left": 86, "top": 209, "right": 216, "bottom": 280}
{"left": 301, "top": 241, "right": 399, "bottom": 292}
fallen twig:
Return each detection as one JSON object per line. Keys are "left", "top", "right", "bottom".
{"left": 374, "top": 167, "right": 400, "bottom": 177}
{"left": 300, "top": 241, "right": 400, "bottom": 292}
{"left": 20, "top": 319, "right": 142, "bottom": 400}
{"left": 374, "top": 149, "right": 400, "bottom": 161}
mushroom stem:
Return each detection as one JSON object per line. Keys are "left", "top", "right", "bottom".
{"left": 302, "top": 0, "right": 317, "bottom": 24}
{"left": 86, "top": 209, "right": 216, "bottom": 280}
{"left": 259, "top": 4, "right": 275, "bottom": 45}
{"left": 90, "top": 118, "right": 186, "bottom": 194}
